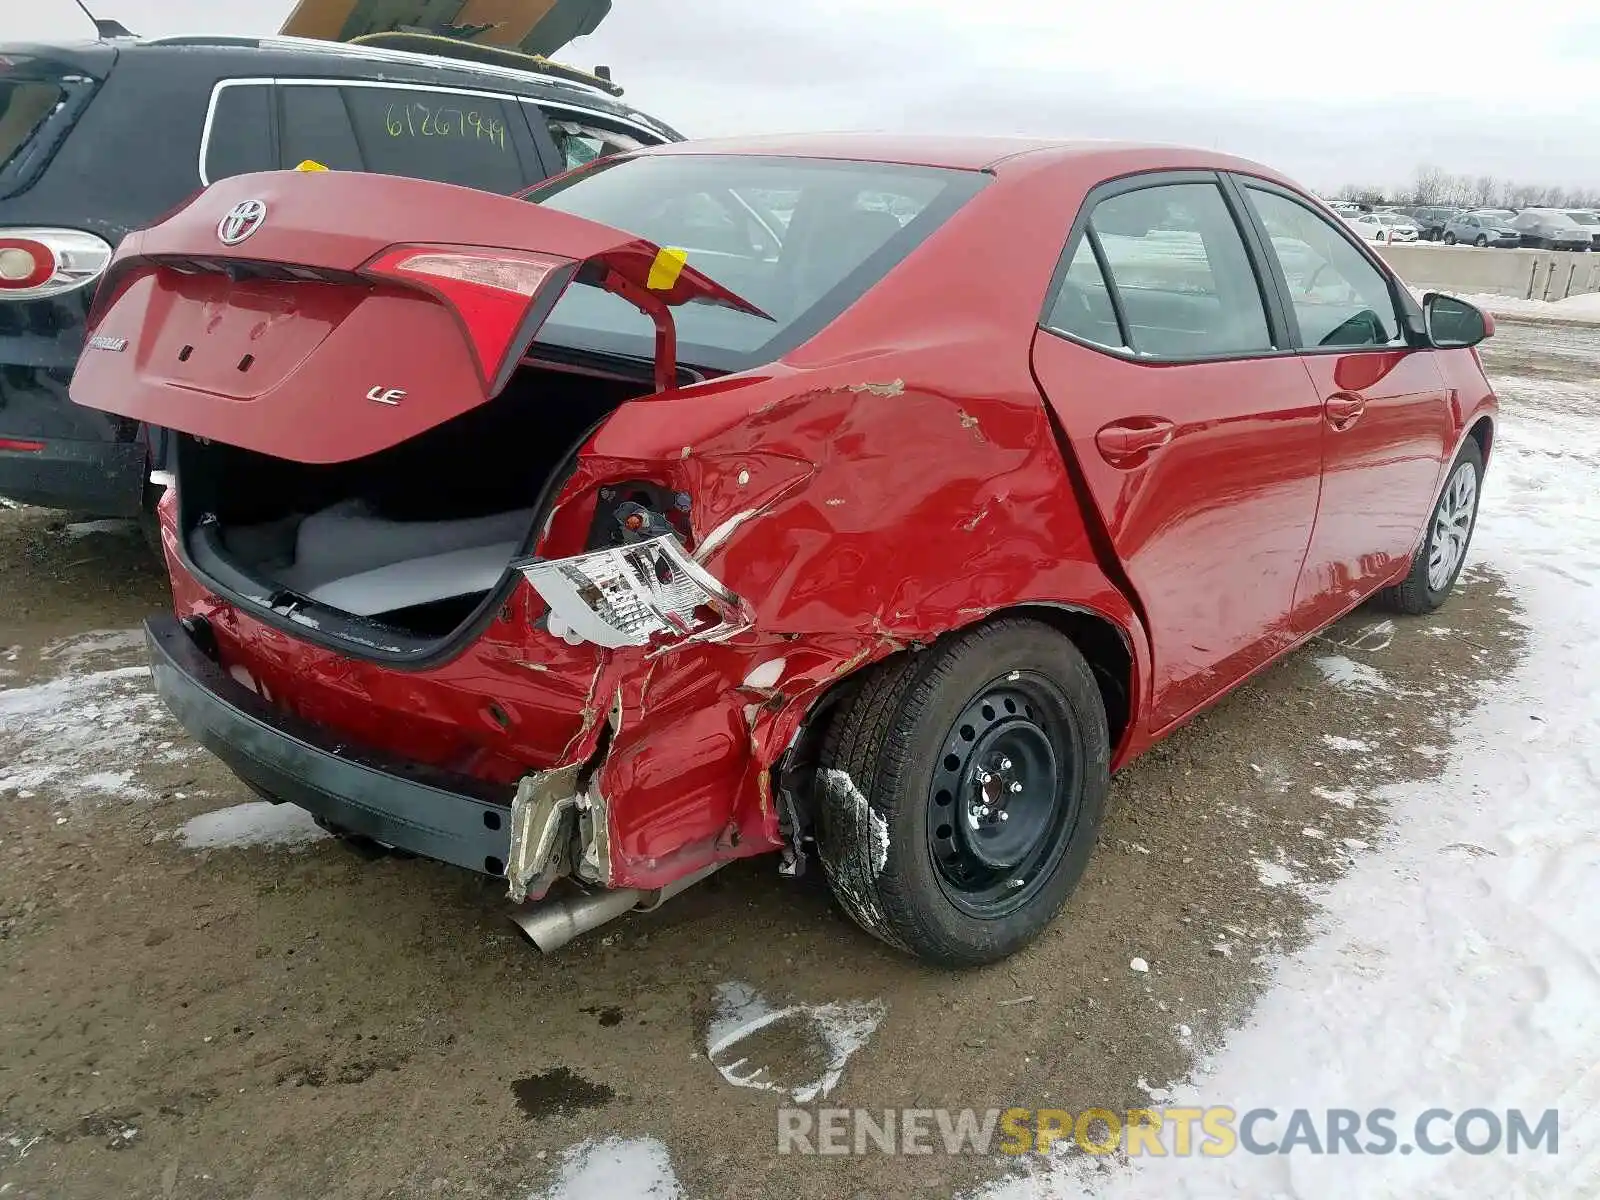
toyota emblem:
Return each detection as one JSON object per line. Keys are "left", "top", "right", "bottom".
{"left": 217, "top": 199, "right": 268, "bottom": 246}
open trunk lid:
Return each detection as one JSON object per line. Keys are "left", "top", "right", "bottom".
{"left": 280, "top": 0, "right": 612, "bottom": 60}
{"left": 68, "top": 170, "right": 766, "bottom": 464}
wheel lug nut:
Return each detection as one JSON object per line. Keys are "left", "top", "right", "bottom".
{"left": 999, "top": 811, "right": 1009, "bottom": 821}
{"left": 1000, "top": 758, "right": 1012, "bottom": 771}
{"left": 1010, "top": 782, "right": 1023, "bottom": 794}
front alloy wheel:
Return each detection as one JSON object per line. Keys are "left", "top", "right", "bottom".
{"left": 1427, "top": 460, "right": 1477, "bottom": 592}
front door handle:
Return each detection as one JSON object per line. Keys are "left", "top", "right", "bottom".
{"left": 1324, "top": 392, "right": 1366, "bottom": 430}
{"left": 1095, "top": 417, "right": 1176, "bottom": 466}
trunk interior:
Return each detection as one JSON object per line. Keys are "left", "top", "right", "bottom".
{"left": 175, "top": 362, "right": 650, "bottom": 642}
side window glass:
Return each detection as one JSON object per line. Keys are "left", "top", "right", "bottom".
{"left": 204, "top": 83, "right": 275, "bottom": 182}
{"left": 542, "top": 114, "right": 648, "bottom": 172}
{"left": 1087, "top": 182, "right": 1272, "bottom": 358}
{"left": 1045, "top": 238, "right": 1123, "bottom": 349}
{"left": 278, "top": 85, "right": 362, "bottom": 172}
{"left": 1243, "top": 185, "right": 1402, "bottom": 349}
{"left": 343, "top": 88, "right": 529, "bottom": 193}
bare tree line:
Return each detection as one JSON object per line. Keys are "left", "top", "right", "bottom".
{"left": 1333, "top": 165, "right": 1600, "bottom": 210}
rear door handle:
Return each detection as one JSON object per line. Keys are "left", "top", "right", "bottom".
{"left": 1095, "top": 417, "right": 1176, "bottom": 465}
{"left": 1324, "top": 392, "right": 1366, "bottom": 429}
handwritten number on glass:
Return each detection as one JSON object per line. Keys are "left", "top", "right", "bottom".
{"left": 383, "top": 102, "right": 507, "bottom": 150}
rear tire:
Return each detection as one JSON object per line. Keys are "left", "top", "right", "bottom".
{"left": 1474, "top": 234, "right": 1489, "bottom": 248}
{"left": 1377, "top": 439, "right": 1484, "bottom": 615}
{"left": 815, "top": 619, "right": 1110, "bottom": 966}
{"left": 1443, "top": 232, "right": 1457, "bottom": 245}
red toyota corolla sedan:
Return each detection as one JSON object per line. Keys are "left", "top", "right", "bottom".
{"left": 69, "top": 134, "right": 1496, "bottom": 967}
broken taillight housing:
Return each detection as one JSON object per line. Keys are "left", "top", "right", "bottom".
{"left": 515, "top": 534, "right": 752, "bottom": 650}
{"left": 361, "top": 245, "right": 578, "bottom": 394}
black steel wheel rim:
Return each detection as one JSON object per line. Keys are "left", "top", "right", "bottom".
{"left": 926, "top": 672, "right": 1082, "bottom": 918}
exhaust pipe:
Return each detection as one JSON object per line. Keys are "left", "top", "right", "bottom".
{"left": 509, "top": 863, "right": 722, "bottom": 953}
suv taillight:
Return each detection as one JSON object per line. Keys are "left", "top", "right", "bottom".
{"left": 0, "top": 228, "right": 113, "bottom": 301}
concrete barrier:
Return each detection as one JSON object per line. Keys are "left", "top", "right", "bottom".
{"left": 1374, "top": 243, "right": 1600, "bottom": 301}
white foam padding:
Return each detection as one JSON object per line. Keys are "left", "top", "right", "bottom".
{"left": 303, "top": 541, "right": 520, "bottom": 617}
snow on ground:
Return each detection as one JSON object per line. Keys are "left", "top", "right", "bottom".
{"left": 1405, "top": 286, "right": 1600, "bottom": 324}
{"left": 0, "top": 629, "right": 198, "bottom": 801}
{"left": 976, "top": 357, "right": 1600, "bottom": 1198}
{"left": 61, "top": 518, "right": 140, "bottom": 540}
{"left": 527, "top": 1137, "right": 684, "bottom": 1200}
{"left": 1313, "top": 653, "right": 1392, "bottom": 693}
{"left": 0, "top": 665, "right": 165, "bottom": 800}
{"left": 1460, "top": 292, "right": 1600, "bottom": 323}
{"left": 705, "top": 980, "right": 886, "bottom": 1104}
{"left": 176, "top": 802, "right": 331, "bottom": 850}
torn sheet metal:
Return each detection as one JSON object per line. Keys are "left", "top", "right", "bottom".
{"left": 505, "top": 762, "right": 583, "bottom": 903}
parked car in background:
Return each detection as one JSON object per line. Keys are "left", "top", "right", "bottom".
{"left": 1411, "top": 206, "right": 1462, "bottom": 241}
{"left": 0, "top": 29, "right": 680, "bottom": 524}
{"left": 1345, "top": 211, "right": 1420, "bottom": 242}
{"left": 1442, "top": 211, "right": 1521, "bottom": 247}
{"left": 70, "top": 137, "right": 1497, "bottom": 965}
{"left": 1563, "top": 209, "right": 1600, "bottom": 250}
{"left": 1511, "top": 208, "right": 1592, "bottom": 251}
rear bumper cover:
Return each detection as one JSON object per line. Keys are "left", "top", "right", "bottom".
{"left": 0, "top": 436, "right": 147, "bottom": 515}
{"left": 146, "top": 615, "right": 514, "bottom": 875}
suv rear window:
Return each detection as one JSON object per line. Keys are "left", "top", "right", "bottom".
{"left": 522, "top": 153, "right": 987, "bottom": 372}
{"left": 0, "top": 79, "right": 59, "bottom": 171}
{"left": 277, "top": 83, "right": 533, "bottom": 194}
{"left": 0, "top": 56, "right": 84, "bottom": 195}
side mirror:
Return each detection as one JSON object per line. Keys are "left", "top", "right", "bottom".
{"left": 1424, "top": 293, "right": 1492, "bottom": 348}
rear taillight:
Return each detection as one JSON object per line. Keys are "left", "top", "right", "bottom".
{"left": 515, "top": 533, "right": 753, "bottom": 651}
{"left": 0, "top": 229, "right": 113, "bottom": 301}
{"left": 362, "top": 245, "right": 578, "bottom": 395}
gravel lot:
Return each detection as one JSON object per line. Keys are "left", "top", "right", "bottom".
{"left": 0, "top": 321, "right": 1575, "bottom": 1199}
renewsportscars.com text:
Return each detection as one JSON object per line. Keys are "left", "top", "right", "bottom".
{"left": 776, "top": 1106, "right": 1560, "bottom": 1157}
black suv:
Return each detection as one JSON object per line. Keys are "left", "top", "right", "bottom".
{"left": 0, "top": 34, "right": 680, "bottom": 519}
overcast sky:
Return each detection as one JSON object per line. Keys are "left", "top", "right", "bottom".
{"left": 12, "top": 0, "right": 1600, "bottom": 191}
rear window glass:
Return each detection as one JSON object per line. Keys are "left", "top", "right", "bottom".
{"left": 277, "top": 84, "right": 532, "bottom": 194}
{"left": 204, "top": 83, "right": 275, "bottom": 181}
{"left": 0, "top": 72, "right": 65, "bottom": 176}
{"left": 521, "top": 153, "right": 986, "bottom": 372}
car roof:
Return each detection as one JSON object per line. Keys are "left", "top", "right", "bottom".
{"left": 639, "top": 132, "right": 1295, "bottom": 178}
{"left": 0, "top": 33, "right": 674, "bottom": 136}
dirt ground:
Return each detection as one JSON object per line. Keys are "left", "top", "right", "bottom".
{"left": 0, "top": 322, "right": 1570, "bottom": 1199}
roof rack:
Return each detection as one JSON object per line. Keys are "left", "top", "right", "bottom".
{"left": 348, "top": 30, "right": 622, "bottom": 96}
{"left": 142, "top": 35, "right": 621, "bottom": 101}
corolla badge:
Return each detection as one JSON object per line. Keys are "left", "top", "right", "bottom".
{"left": 216, "top": 199, "right": 268, "bottom": 246}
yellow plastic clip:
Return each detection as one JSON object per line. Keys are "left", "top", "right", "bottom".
{"left": 646, "top": 246, "right": 688, "bottom": 291}
{"left": 295, "top": 159, "right": 329, "bottom": 172}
